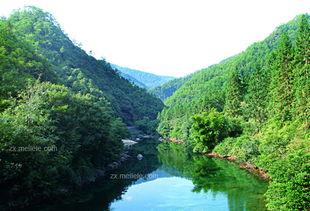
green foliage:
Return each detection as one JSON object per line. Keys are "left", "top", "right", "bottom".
{"left": 214, "top": 136, "right": 261, "bottom": 162}
{"left": 224, "top": 67, "right": 243, "bottom": 118}
{"left": 0, "top": 81, "right": 127, "bottom": 207}
{"left": 243, "top": 63, "right": 269, "bottom": 125}
{"left": 264, "top": 143, "right": 309, "bottom": 211}
{"left": 1, "top": 5, "right": 309, "bottom": 210}
{"left": 157, "top": 14, "right": 310, "bottom": 210}
{"left": 110, "top": 118, "right": 130, "bottom": 141}
{"left": 149, "top": 73, "right": 194, "bottom": 100}
{"left": 0, "top": 6, "right": 163, "bottom": 209}
{"left": 135, "top": 117, "right": 159, "bottom": 135}
{"left": 8, "top": 6, "right": 163, "bottom": 125}
{"left": 190, "top": 109, "right": 230, "bottom": 152}
{"left": 0, "top": 18, "right": 57, "bottom": 101}
{"left": 157, "top": 64, "right": 227, "bottom": 140}
{"left": 293, "top": 14, "right": 310, "bottom": 124}
{"left": 268, "top": 32, "right": 295, "bottom": 122}
{"left": 255, "top": 120, "right": 310, "bottom": 210}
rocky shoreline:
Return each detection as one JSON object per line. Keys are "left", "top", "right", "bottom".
{"left": 161, "top": 137, "right": 185, "bottom": 143}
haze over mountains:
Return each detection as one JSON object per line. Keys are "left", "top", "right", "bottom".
{"left": 111, "top": 64, "right": 175, "bottom": 89}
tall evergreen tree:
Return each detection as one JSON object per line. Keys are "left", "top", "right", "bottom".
{"left": 268, "top": 32, "right": 294, "bottom": 122}
{"left": 293, "top": 14, "right": 310, "bottom": 125}
{"left": 244, "top": 62, "right": 270, "bottom": 124}
{"left": 224, "top": 67, "right": 243, "bottom": 118}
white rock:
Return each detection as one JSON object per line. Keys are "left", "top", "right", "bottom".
{"left": 137, "top": 154, "right": 143, "bottom": 160}
{"left": 122, "top": 139, "right": 138, "bottom": 146}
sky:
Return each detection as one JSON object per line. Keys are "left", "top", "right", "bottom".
{"left": 0, "top": 0, "right": 309, "bottom": 77}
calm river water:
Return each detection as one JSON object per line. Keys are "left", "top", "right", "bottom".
{"left": 34, "top": 139, "right": 268, "bottom": 211}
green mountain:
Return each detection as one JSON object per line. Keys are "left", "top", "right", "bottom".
{"left": 8, "top": 7, "right": 164, "bottom": 125}
{"left": 0, "top": 5, "right": 309, "bottom": 210}
{"left": 149, "top": 72, "right": 194, "bottom": 100}
{"left": 119, "top": 71, "right": 148, "bottom": 88}
{"left": 157, "top": 14, "right": 309, "bottom": 211}
{"left": 111, "top": 64, "right": 175, "bottom": 89}
{"left": 157, "top": 14, "right": 309, "bottom": 140}
{"left": 0, "top": 6, "right": 163, "bottom": 208}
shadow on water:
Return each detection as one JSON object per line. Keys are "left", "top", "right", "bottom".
{"left": 28, "top": 140, "right": 268, "bottom": 211}
{"left": 30, "top": 139, "right": 161, "bottom": 211}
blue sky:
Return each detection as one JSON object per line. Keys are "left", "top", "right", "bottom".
{"left": 1, "top": 0, "right": 309, "bottom": 77}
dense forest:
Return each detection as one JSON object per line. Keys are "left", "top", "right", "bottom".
{"left": 0, "top": 6, "right": 163, "bottom": 209}
{"left": 0, "top": 5, "right": 309, "bottom": 211}
{"left": 149, "top": 73, "right": 194, "bottom": 100}
{"left": 157, "top": 14, "right": 309, "bottom": 210}
{"left": 111, "top": 64, "right": 175, "bottom": 89}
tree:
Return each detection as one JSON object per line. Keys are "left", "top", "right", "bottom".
{"left": 0, "top": 81, "right": 125, "bottom": 207}
{"left": 190, "top": 109, "right": 229, "bottom": 152}
{"left": 224, "top": 67, "right": 243, "bottom": 118}
{"left": 293, "top": 15, "right": 310, "bottom": 125}
{"left": 268, "top": 32, "right": 294, "bottom": 122}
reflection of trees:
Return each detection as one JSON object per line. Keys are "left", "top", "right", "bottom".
{"left": 157, "top": 141, "right": 195, "bottom": 178}
{"left": 157, "top": 142, "right": 268, "bottom": 211}
{"left": 32, "top": 139, "right": 161, "bottom": 211}
{"left": 37, "top": 142, "right": 267, "bottom": 210}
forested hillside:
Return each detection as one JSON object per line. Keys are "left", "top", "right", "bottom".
{"left": 7, "top": 7, "right": 164, "bottom": 125}
{"left": 116, "top": 71, "right": 148, "bottom": 88}
{"left": 157, "top": 14, "right": 309, "bottom": 211}
{"left": 149, "top": 73, "right": 194, "bottom": 100}
{"left": 1, "top": 5, "right": 309, "bottom": 210}
{"left": 111, "top": 64, "right": 175, "bottom": 89}
{"left": 0, "top": 6, "right": 163, "bottom": 209}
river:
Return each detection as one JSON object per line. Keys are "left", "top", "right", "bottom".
{"left": 32, "top": 139, "right": 268, "bottom": 211}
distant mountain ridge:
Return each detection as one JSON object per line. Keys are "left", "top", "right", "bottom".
{"left": 149, "top": 74, "right": 194, "bottom": 100}
{"left": 119, "top": 72, "right": 148, "bottom": 88}
{"left": 111, "top": 64, "right": 175, "bottom": 89}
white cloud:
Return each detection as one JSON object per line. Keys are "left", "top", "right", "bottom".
{"left": 1, "top": 0, "right": 309, "bottom": 77}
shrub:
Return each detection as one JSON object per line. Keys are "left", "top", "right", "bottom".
{"left": 265, "top": 147, "right": 309, "bottom": 210}
{"left": 214, "top": 135, "right": 261, "bottom": 162}
{"left": 190, "top": 109, "right": 229, "bottom": 152}
{"left": 257, "top": 120, "right": 310, "bottom": 210}
{"left": 213, "top": 137, "right": 235, "bottom": 155}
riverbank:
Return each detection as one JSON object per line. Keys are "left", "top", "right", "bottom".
{"left": 206, "top": 152, "right": 270, "bottom": 180}
{"left": 163, "top": 137, "right": 185, "bottom": 143}
{"left": 162, "top": 138, "right": 270, "bottom": 180}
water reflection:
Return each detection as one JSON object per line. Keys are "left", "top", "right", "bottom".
{"left": 110, "top": 142, "right": 267, "bottom": 211}
{"left": 34, "top": 140, "right": 268, "bottom": 211}
{"left": 157, "top": 142, "right": 268, "bottom": 211}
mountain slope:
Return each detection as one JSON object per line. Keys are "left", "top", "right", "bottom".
{"left": 111, "top": 64, "right": 175, "bottom": 89}
{"left": 157, "top": 15, "right": 310, "bottom": 140}
{"left": 0, "top": 10, "right": 126, "bottom": 209}
{"left": 157, "top": 14, "right": 310, "bottom": 211}
{"left": 0, "top": 6, "right": 166, "bottom": 209}
{"left": 119, "top": 72, "right": 148, "bottom": 88}
{"left": 8, "top": 6, "right": 164, "bottom": 125}
{"left": 149, "top": 72, "right": 195, "bottom": 100}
